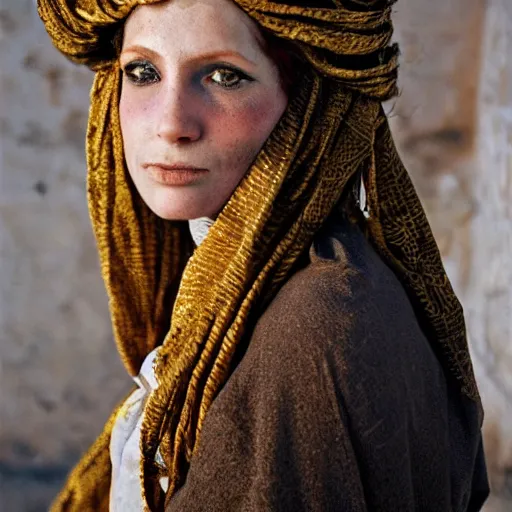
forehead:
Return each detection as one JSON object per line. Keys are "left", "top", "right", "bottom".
{"left": 123, "top": 0, "right": 266, "bottom": 58}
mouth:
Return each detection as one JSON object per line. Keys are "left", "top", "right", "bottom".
{"left": 142, "top": 162, "right": 209, "bottom": 186}
{"left": 143, "top": 162, "right": 209, "bottom": 172}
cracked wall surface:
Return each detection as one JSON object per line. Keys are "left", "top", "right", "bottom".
{"left": 1, "top": 0, "right": 511, "bottom": 510}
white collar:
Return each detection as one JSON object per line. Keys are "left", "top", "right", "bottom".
{"left": 188, "top": 217, "right": 215, "bottom": 247}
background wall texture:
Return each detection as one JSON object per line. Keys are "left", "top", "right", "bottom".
{"left": 1, "top": 0, "right": 510, "bottom": 510}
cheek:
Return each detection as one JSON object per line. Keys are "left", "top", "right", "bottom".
{"left": 208, "top": 93, "right": 286, "bottom": 208}
{"left": 119, "top": 89, "right": 136, "bottom": 130}
{"left": 119, "top": 92, "right": 136, "bottom": 152}
{"left": 119, "top": 89, "right": 152, "bottom": 166}
{"left": 219, "top": 92, "right": 286, "bottom": 160}
{"left": 245, "top": 93, "right": 285, "bottom": 137}
{"left": 119, "top": 86, "right": 158, "bottom": 135}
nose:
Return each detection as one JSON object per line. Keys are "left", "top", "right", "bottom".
{"left": 156, "top": 82, "right": 202, "bottom": 143}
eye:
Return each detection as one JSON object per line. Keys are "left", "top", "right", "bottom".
{"left": 123, "top": 60, "right": 160, "bottom": 86}
{"left": 208, "top": 66, "right": 252, "bottom": 90}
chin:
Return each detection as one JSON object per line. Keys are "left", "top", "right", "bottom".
{"left": 144, "top": 190, "right": 222, "bottom": 221}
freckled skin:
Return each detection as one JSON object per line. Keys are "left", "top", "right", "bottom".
{"left": 119, "top": 0, "right": 288, "bottom": 220}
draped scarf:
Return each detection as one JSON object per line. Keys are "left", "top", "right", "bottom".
{"left": 37, "top": 1, "right": 482, "bottom": 510}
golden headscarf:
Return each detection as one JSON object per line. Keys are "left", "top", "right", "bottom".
{"left": 37, "top": 0, "right": 482, "bottom": 510}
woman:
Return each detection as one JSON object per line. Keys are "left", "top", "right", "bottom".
{"left": 37, "top": 0, "right": 489, "bottom": 510}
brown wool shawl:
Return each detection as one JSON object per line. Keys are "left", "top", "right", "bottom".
{"left": 37, "top": 0, "right": 483, "bottom": 510}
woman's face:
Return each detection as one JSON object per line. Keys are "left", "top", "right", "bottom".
{"left": 119, "top": 0, "right": 289, "bottom": 220}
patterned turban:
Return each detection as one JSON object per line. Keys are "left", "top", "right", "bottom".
{"left": 37, "top": 0, "right": 482, "bottom": 510}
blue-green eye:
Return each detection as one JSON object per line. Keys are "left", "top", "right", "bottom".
{"left": 208, "top": 67, "right": 251, "bottom": 89}
{"left": 123, "top": 61, "right": 160, "bottom": 86}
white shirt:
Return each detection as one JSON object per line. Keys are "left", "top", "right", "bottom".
{"left": 109, "top": 217, "right": 213, "bottom": 510}
{"left": 109, "top": 347, "right": 167, "bottom": 511}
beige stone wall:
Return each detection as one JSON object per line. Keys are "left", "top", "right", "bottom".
{"left": 390, "top": 0, "right": 512, "bottom": 509}
{"left": 470, "top": 1, "right": 512, "bottom": 508}
{"left": 1, "top": 0, "right": 510, "bottom": 510}
{"left": 0, "top": 1, "right": 127, "bottom": 509}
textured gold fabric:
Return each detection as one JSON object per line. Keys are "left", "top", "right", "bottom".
{"left": 37, "top": 1, "right": 482, "bottom": 510}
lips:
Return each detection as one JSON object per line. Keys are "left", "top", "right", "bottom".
{"left": 142, "top": 162, "right": 209, "bottom": 186}
{"left": 142, "top": 162, "right": 208, "bottom": 172}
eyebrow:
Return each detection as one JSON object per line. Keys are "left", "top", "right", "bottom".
{"left": 121, "top": 44, "right": 256, "bottom": 67}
